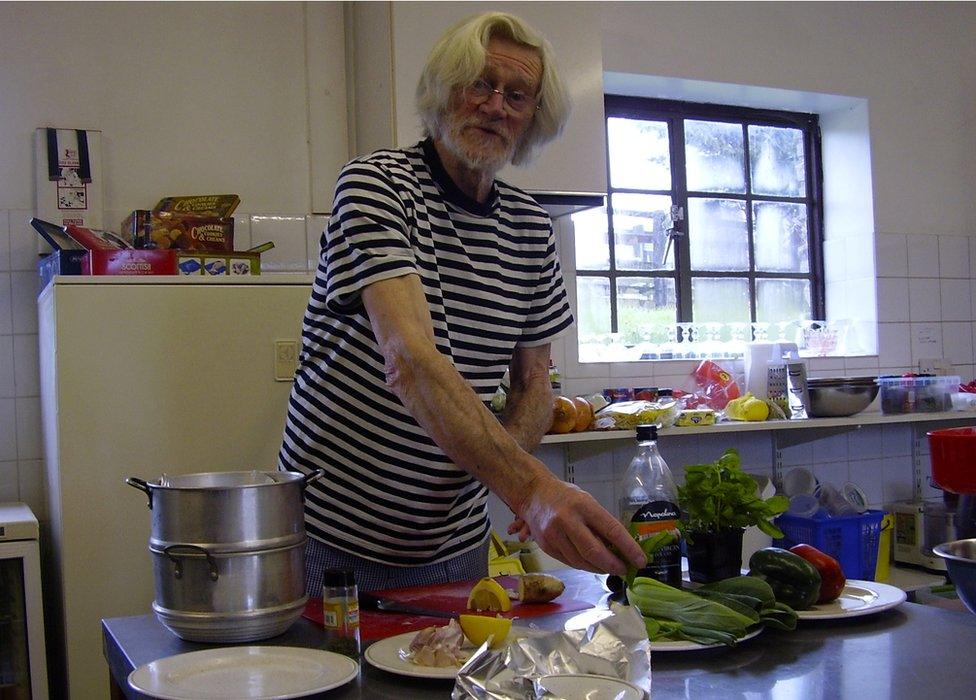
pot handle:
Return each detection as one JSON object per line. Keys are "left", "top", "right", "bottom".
{"left": 301, "top": 468, "right": 326, "bottom": 491}
{"left": 163, "top": 544, "right": 219, "bottom": 582}
{"left": 125, "top": 477, "right": 154, "bottom": 510}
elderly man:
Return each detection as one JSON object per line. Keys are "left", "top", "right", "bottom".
{"left": 279, "top": 11, "right": 645, "bottom": 594}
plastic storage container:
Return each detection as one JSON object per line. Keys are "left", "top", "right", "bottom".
{"left": 877, "top": 375, "right": 960, "bottom": 414}
{"left": 773, "top": 509, "right": 886, "bottom": 580}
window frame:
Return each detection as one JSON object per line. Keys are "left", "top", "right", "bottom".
{"left": 589, "top": 95, "right": 826, "bottom": 338}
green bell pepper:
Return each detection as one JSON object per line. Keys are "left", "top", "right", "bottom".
{"left": 747, "top": 547, "right": 822, "bottom": 610}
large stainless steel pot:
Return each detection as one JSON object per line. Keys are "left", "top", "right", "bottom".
{"left": 126, "top": 469, "right": 323, "bottom": 550}
{"left": 126, "top": 468, "right": 324, "bottom": 642}
{"left": 150, "top": 540, "right": 308, "bottom": 643}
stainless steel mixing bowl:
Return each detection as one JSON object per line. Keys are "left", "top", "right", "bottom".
{"left": 933, "top": 538, "right": 976, "bottom": 615}
{"left": 806, "top": 377, "right": 879, "bottom": 417}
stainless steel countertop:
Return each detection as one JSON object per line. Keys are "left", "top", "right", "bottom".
{"left": 102, "top": 571, "right": 976, "bottom": 699}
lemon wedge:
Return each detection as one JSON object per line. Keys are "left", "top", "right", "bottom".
{"left": 459, "top": 614, "right": 512, "bottom": 649}
{"left": 466, "top": 577, "right": 512, "bottom": 612}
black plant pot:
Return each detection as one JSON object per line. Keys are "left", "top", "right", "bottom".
{"left": 686, "top": 528, "right": 745, "bottom": 583}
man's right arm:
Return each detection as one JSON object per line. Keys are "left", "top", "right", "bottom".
{"left": 360, "top": 274, "right": 645, "bottom": 576}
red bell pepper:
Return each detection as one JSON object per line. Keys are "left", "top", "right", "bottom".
{"left": 789, "top": 544, "right": 846, "bottom": 604}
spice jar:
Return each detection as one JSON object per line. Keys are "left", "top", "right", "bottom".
{"left": 322, "top": 568, "right": 360, "bottom": 658}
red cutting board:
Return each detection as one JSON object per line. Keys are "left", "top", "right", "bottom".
{"left": 304, "top": 598, "right": 450, "bottom": 641}
{"left": 369, "top": 575, "right": 592, "bottom": 619}
{"left": 303, "top": 574, "right": 594, "bottom": 641}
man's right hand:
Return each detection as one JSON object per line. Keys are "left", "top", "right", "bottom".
{"left": 514, "top": 474, "right": 646, "bottom": 576}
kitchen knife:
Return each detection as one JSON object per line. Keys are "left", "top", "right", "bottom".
{"left": 359, "top": 591, "right": 456, "bottom": 618}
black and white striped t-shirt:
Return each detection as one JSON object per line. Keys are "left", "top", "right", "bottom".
{"left": 278, "top": 140, "right": 573, "bottom": 566}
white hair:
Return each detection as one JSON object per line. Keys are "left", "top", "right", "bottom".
{"left": 415, "top": 12, "right": 571, "bottom": 166}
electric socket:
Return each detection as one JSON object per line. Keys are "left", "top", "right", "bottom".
{"left": 274, "top": 339, "right": 300, "bottom": 381}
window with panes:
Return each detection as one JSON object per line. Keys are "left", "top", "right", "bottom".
{"left": 572, "top": 97, "right": 824, "bottom": 360}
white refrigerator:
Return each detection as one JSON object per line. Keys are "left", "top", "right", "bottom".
{"left": 38, "top": 275, "right": 315, "bottom": 699}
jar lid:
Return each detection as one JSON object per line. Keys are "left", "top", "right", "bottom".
{"left": 842, "top": 482, "right": 869, "bottom": 513}
{"left": 783, "top": 467, "right": 818, "bottom": 497}
{"left": 322, "top": 568, "right": 356, "bottom": 587}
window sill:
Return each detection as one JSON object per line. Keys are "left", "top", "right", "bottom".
{"left": 540, "top": 410, "right": 974, "bottom": 444}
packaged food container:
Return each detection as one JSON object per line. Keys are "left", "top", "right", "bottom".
{"left": 876, "top": 375, "right": 960, "bottom": 414}
{"left": 674, "top": 408, "right": 716, "bottom": 427}
{"left": 950, "top": 392, "right": 976, "bottom": 411}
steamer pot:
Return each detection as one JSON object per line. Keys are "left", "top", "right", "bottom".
{"left": 150, "top": 539, "right": 308, "bottom": 642}
{"left": 126, "top": 469, "right": 323, "bottom": 550}
{"left": 126, "top": 468, "right": 324, "bottom": 642}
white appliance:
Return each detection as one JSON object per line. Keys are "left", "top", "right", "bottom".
{"left": 0, "top": 502, "right": 49, "bottom": 700}
{"left": 38, "top": 275, "right": 314, "bottom": 698}
{"left": 743, "top": 341, "right": 799, "bottom": 399}
{"left": 891, "top": 499, "right": 951, "bottom": 572}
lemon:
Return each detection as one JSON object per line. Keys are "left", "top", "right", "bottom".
{"left": 466, "top": 577, "right": 512, "bottom": 612}
{"left": 726, "top": 393, "right": 770, "bottom": 421}
{"left": 742, "top": 397, "right": 770, "bottom": 421}
{"left": 458, "top": 614, "right": 512, "bottom": 649}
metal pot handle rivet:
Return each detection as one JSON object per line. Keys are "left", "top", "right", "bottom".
{"left": 163, "top": 544, "right": 219, "bottom": 582}
{"left": 125, "top": 477, "right": 154, "bottom": 510}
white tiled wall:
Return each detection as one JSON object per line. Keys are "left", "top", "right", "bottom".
{"left": 548, "top": 422, "right": 934, "bottom": 524}
{"left": 535, "top": 229, "right": 976, "bottom": 522}
{"left": 488, "top": 420, "right": 930, "bottom": 533}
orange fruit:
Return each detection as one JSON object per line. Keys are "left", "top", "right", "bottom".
{"left": 572, "top": 397, "right": 593, "bottom": 432}
{"left": 466, "top": 578, "right": 512, "bottom": 612}
{"left": 458, "top": 614, "right": 512, "bottom": 649}
{"left": 550, "top": 395, "right": 578, "bottom": 434}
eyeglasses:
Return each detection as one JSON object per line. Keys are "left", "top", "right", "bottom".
{"left": 463, "top": 78, "right": 540, "bottom": 115}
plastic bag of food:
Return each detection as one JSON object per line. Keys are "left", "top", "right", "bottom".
{"left": 689, "top": 360, "right": 742, "bottom": 410}
{"left": 592, "top": 399, "right": 679, "bottom": 430}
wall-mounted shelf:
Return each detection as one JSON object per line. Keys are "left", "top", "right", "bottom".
{"left": 541, "top": 410, "right": 974, "bottom": 499}
{"left": 540, "top": 410, "right": 975, "bottom": 445}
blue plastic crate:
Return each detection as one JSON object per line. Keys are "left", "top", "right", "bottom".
{"left": 773, "top": 509, "right": 885, "bottom": 581}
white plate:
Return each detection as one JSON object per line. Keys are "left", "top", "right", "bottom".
{"left": 647, "top": 626, "right": 762, "bottom": 652}
{"left": 127, "top": 646, "right": 358, "bottom": 700}
{"left": 796, "top": 579, "right": 907, "bottom": 620}
{"left": 363, "top": 631, "right": 470, "bottom": 679}
{"left": 538, "top": 674, "right": 646, "bottom": 699}
{"left": 563, "top": 608, "right": 762, "bottom": 651}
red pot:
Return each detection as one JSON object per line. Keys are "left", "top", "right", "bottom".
{"left": 928, "top": 427, "right": 976, "bottom": 494}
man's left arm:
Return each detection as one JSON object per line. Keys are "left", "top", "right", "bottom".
{"left": 499, "top": 343, "right": 553, "bottom": 453}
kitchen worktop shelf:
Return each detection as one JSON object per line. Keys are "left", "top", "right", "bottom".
{"left": 541, "top": 410, "right": 976, "bottom": 444}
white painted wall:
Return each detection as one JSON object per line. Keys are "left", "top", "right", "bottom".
{"left": 0, "top": 1, "right": 343, "bottom": 213}
{"left": 386, "top": 1, "right": 608, "bottom": 194}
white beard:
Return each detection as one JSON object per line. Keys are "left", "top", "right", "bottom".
{"left": 440, "top": 114, "right": 517, "bottom": 174}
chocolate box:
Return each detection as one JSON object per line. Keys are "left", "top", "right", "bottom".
{"left": 122, "top": 210, "right": 234, "bottom": 251}
{"left": 153, "top": 194, "right": 240, "bottom": 218}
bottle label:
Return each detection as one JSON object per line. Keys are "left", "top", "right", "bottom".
{"left": 624, "top": 499, "right": 682, "bottom": 586}
{"left": 322, "top": 600, "right": 359, "bottom": 631}
{"left": 322, "top": 605, "right": 339, "bottom": 629}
